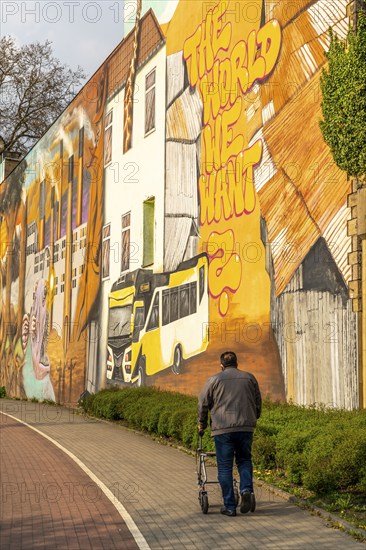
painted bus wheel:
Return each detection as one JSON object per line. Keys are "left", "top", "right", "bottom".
{"left": 171, "top": 345, "right": 183, "bottom": 375}
{"left": 137, "top": 358, "right": 146, "bottom": 387}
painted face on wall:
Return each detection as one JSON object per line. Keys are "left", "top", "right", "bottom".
{"left": 22, "top": 279, "right": 50, "bottom": 380}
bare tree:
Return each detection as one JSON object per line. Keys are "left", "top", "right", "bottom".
{"left": 0, "top": 36, "right": 85, "bottom": 156}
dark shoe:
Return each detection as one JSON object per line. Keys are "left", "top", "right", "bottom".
{"left": 220, "top": 506, "right": 236, "bottom": 517}
{"left": 240, "top": 491, "right": 251, "bottom": 513}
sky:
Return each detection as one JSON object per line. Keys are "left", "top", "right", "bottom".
{"left": 1, "top": 0, "right": 179, "bottom": 82}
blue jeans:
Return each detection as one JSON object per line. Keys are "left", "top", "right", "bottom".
{"left": 214, "top": 431, "right": 254, "bottom": 511}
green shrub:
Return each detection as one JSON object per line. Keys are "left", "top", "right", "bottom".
{"left": 302, "top": 431, "right": 343, "bottom": 493}
{"left": 252, "top": 433, "right": 276, "bottom": 469}
{"left": 276, "top": 426, "right": 319, "bottom": 485}
{"left": 0, "top": 386, "right": 7, "bottom": 398}
{"left": 330, "top": 429, "right": 366, "bottom": 490}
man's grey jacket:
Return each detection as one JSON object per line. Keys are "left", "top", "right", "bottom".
{"left": 198, "top": 367, "right": 262, "bottom": 436}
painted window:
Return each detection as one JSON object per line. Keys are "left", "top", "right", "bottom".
{"left": 72, "top": 267, "right": 77, "bottom": 288}
{"left": 79, "top": 226, "right": 87, "bottom": 249}
{"left": 102, "top": 223, "right": 111, "bottom": 280}
{"left": 26, "top": 222, "right": 37, "bottom": 256}
{"left": 53, "top": 243, "right": 59, "bottom": 263}
{"left": 39, "top": 251, "right": 44, "bottom": 273}
{"left": 146, "top": 293, "right": 159, "bottom": 332}
{"left": 121, "top": 212, "right": 131, "bottom": 273}
{"left": 162, "top": 283, "right": 197, "bottom": 326}
{"left": 145, "top": 68, "right": 156, "bottom": 135}
{"left": 72, "top": 231, "right": 78, "bottom": 253}
{"left": 132, "top": 306, "right": 145, "bottom": 342}
{"left": 143, "top": 197, "right": 154, "bottom": 267}
{"left": 61, "top": 238, "right": 66, "bottom": 260}
{"left": 104, "top": 110, "right": 113, "bottom": 166}
{"left": 179, "top": 285, "right": 190, "bottom": 318}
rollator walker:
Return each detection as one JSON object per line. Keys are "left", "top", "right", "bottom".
{"left": 196, "top": 435, "right": 242, "bottom": 514}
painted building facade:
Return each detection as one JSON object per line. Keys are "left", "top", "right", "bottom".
{"left": 0, "top": 0, "right": 363, "bottom": 409}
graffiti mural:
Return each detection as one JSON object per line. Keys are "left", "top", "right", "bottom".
{"left": 0, "top": 67, "right": 106, "bottom": 403}
{"left": 0, "top": 0, "right": 361, "bottom": 409}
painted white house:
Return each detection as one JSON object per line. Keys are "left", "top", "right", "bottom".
{"left": 94, "top": 11, "right": 167, "bottom": 392}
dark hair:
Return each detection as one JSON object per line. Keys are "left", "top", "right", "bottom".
{"left": 220, "top": 351, "right": 238, "bottom": 368}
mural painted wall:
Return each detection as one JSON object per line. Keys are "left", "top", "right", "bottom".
{"left": 0, "top": 66, "right": 106, "bottom": 403}
{"left": 0, "top": 0, "right": 361, "bottom": 409}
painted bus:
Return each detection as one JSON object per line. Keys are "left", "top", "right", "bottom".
{"left": 106, "top": 253, "right": 209, "bottom": 386}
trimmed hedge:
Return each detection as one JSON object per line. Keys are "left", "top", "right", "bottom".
{"left": 80, "top": 387, "right": 366, "bottom": 495}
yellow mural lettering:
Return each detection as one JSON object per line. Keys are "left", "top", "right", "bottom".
{"left": 257, "top": 20, "right": 282, "bottom": 76}
{"left": 214, "top": 168, "right": 231, "bottom": 221}
{"left": 184, "top": 0, "right": 282, "bottom": 315}
{"left": 206, "top": 230, "right": 242, "bottom": 316}
{"left": 183, "top": 26, "right": 201, "bottom": 86}
{"left": 199, "top": 173, "right": 215, "bottom": 225}
{"left": 227, "top": 159, "right": 244, "bottom": 216}
{"left": 202, "top": 118, "right": 222, "bottom": 174}
{"left": 200, "top": 139, "right": 262, "bottom": 223}
{"left": 217, "top": 57, "right": 232, "bottom": 109}
{"left": 198, "top": 20, "right": 281, "bottom": 125}
{"left": 220, "top": 97, "right": 243, "bottom": 167}
{"left": 200, "top": 63, "right": 222, "bottom": 124}
{"left": 199, "top": 11, "right": 215, "bottom": 79}
{"left": 183, "top": 1, "right": 231, "bottom": 87}
{"left": 247, "top": 30, "right": 266, "bottom": 86}
{"left": 230, "top": 41, "right": 249, "bottom": 104}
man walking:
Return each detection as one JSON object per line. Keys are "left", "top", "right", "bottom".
{"left": 198, "top": 351, "right": 262, "bottom": 517}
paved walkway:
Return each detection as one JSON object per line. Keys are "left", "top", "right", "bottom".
{"left": 0, "top": 399, "right": 364, "bottom": 549}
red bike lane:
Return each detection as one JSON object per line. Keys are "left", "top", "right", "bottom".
{"left": 0, "top": 415, "right": 141, "bottom": 549}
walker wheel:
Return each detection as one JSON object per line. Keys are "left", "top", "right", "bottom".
{"left": 200, "top": 492, "right": 209, "bottom": 514}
